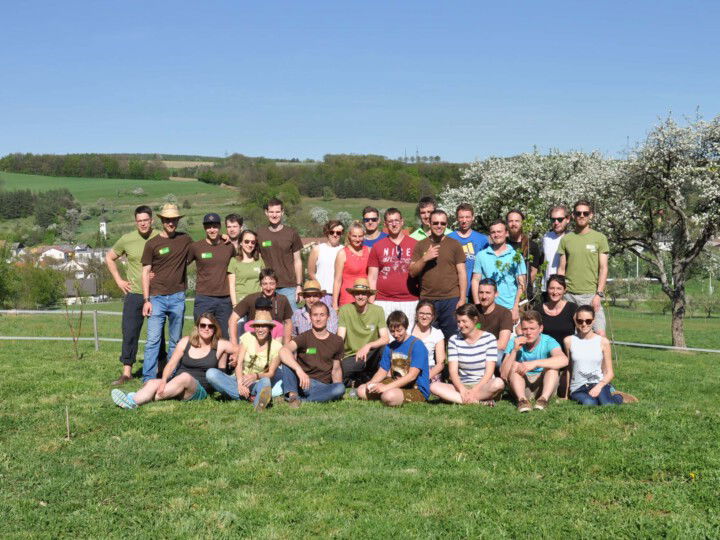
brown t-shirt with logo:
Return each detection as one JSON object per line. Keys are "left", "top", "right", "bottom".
{"left": 187, "top": 240, "right": 235, "bottom": 297}
{"left": 256, "top": 226, "right": 303, "bottom": 288}
{"left": 475, "top": 304, "right": 513, "bottom": 340}
{"left": 292, "top": 330, "right": 344, "bottom": 384}
{"left": 233, "top": 292, "right": 293, "bottom": 322}
{"left": 411, "top": 237, "right": 465, "bottom": 299}
{"left": 141, "top": 233, "right": 192, "bottom": 296}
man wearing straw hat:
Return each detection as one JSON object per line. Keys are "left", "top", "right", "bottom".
{"left": 337, "top": 278, "right": 389, "bottom": 387}
{"left": 291, "top": 279, "right": 338, "bottom": 336}
{"left": 140, "top": 203, "right": 192, "bottom": 381}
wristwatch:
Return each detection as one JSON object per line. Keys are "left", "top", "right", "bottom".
{"left": 144, "top": 297, "right": 151, "bottom": 302}
{"left": 596, "top": 291, "right": 605, "bottom": 298}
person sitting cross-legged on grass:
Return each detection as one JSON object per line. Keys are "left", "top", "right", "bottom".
{"left": 501, "top": 310, "right": 568, "bottom": 412}
{"left": 430, "top": 304, "right": 505, "bottom": 406}
{"left": 205, "top": 311, "right": 282, "bottom": 412}
{"left": 357, "top": 311, "right": 431, "bottom": 407}
{"left": 279, "top": 302, "right": 346, "bottom": 407}
{"left": 565, "top": 305, "right": 638, "bottom": 406}
{"left": 111, "top": 313, "right": 234, "bottom": 409}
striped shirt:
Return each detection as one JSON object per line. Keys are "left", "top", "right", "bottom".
{"left": 448, "top": 331, "right": 498, "bottom": 384}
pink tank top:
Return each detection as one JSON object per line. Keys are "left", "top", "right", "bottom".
{"left": 339, "top": 245, "right": 370, "bottom": 306}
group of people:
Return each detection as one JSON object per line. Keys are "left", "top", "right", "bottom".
{"left": 108, "top": 195, "right": 636, "bottom": 413}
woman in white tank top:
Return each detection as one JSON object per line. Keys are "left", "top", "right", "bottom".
{"left": 307, "top": 220, "right": 344, "bottom": 306}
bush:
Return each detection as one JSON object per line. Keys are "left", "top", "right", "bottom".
{"left": 12, "top": 266, "right": 65, "bottom": 308}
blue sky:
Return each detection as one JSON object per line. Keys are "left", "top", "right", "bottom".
{"left": 1, "top": 0, "right": 718, "bottom": 163}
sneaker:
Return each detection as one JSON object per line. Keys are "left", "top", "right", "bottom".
{"left": 613, "top": 391, "right": 638, "bottom": 404}
{"left": 287, "top": 393, "right": 301, "bottom": 409}
{"left": 517, "top": 399, "right": 531, "bottom": 413}
{"left": 254, "top": 387, "right": 272, "bottom": 412}
{"left": 111, "top": 389, "right": 137, "bottom": 409}
{"left": 534, "top": 397, "right": 549, "bottom": 410}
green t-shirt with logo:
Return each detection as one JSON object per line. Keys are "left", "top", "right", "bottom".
{"left": 558, "top": 230, "right": 609, "bottom": 294}
{"left": 227, "top": 257, "right": 265, "bottom": 303}
{"left": 338, "top": 303, "right": 387, "bottom": 358}
{"left": 111, "top": 229, "right": 159, "bottom": 294}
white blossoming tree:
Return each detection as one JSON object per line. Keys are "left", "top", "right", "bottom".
{"left": 440, "top": 115, "right": 720, "bottom": 347}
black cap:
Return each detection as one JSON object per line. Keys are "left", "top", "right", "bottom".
{"left": 203, "top": 213, "right": 221, "bottom": 224}
{"left": 255, "top": 296, "right": 272, "bottom": 310}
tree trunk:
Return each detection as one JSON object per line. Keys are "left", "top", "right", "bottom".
{"left": 670, "top": 283, "right": 687, "bottom": 348}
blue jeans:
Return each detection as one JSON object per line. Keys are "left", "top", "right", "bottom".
{"left": 193, "top": 294, "right": 233, "bottom": 340}
{"left": 276, "top": 286, "right": 298, "bottom": 311}
{"left": 282, "top": 368, "right": 345, "bottom": 402}
{"left": 143, "top": 291, "right": 186, "bottom": 381}
{"left": 570, "top": 384, "right": 623, "bottom": 406}
{"left": 426, "top": 297, "right": 460, "bottom": 340}
{"left": 206, "top": 367, "right": 284, "bottom": 407}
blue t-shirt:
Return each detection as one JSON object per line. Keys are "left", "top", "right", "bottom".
{"left": 379, "top": 335, "right": 430, "bottom": 399}
{"left": 448, "top": 230, "right": 489, "bottom": 297}
{"left": 363, "top": 232, "right": 388, "bottom": 249}
{"left": 504, "top": 334, "right": 561, "bottom": 375}
{"left": 473, "top": 244, "right": 527, "bottom": 309}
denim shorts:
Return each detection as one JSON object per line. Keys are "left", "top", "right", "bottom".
{"left": 183, "top": 378, "right": 208, "bottom": 401}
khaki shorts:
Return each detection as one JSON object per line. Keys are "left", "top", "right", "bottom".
{"left": 523, "top": 372, "right": 558, "bottom": 400}
{"left": 367, "top": 377, "right": 426, "bottom": 403}
{"left": 463, "top": 380, "right": 504, "bottom": 400}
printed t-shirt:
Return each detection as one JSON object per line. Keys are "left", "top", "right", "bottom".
{"left": 475, "top": 304, "right": 513, "bottom": 340}
{"left": 187, "top": 240, "right": 235, "bottom": 297}
{"left": 338, "top": 303, "right": 387, "bottom": 357}
{"left": 111, "top": 229, "right": 158, "bottom": 294}
{"left": 141, "top": 232, "right": 192, "bottom": 296}
{"left": 228, "top": 257, "right": 265, "bottom": 302}
{"left": 238, "top": 332, "right": 282, "bottom": 375}
{"left": 448, "top": 331, "right": 498, "bottom": 384}
{"left": 539, "top": 302, "right": 577, "bottom": 347}
{"left": 363, "top": 232, "right": 387, "bottom": 249}
{"left": 541, "top": 231, "right": 565, "bottom": 291}
{"left": 447, "top": 230, "right": 489, "bottom": 297}
{"left": 379, "top": 336, "right": 430, "bottom": 399}
{"left": 256, "top": 226, "right": 303, "bottom": 288}
{"left": 233, "top": 292, "right": 293, "bottom": 323}
{"left": 367, "top": 236, "right": 419, "bottom": 301}
{"left": 411, "top": 237, "right": 465, "bottom": 300}
{"left": 505, "top": 334, "right": 561, "bottom": 375}
{"left": 557, "top": 230, "right": 609, "bottom": 294}
{"left": 293, "top": 330, "right": 344, "bottom": 384}
{"left": 473, "top": 244, "right": 527, "bottom": 310}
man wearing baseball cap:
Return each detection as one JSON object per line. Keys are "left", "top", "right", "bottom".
{"left": 187, "top": 213, "right": 236, "bottom": 338}
{"left": 337, "top": 278, "right": 389, "bottom": 387}
{"left": 140, "top": 203, "right": 193, "bottom": 381}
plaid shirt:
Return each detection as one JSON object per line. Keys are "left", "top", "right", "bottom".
{"left": 291, "top": 305, "right": 339, "bottom": 337}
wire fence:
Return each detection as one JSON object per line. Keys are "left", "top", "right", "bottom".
{"left": 1, "top": 309, "right": 719, "bottom": 355}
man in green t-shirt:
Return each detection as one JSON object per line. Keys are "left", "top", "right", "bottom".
{"left": 557, "top": 200, "right": 609, "bottom": 335}
{"left": 337, "top": 278, "right": 389, "bottom": 387}
{"left": 106, "top": 205, "right": 164, "bottom": 386}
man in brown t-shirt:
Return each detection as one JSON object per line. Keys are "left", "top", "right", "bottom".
{"left": 228, "top": 268, "right": 293, "bottom": 345}
{"left": 139, "top": 203, "right": 193, "bottom": 382}
{"left": 475, "top": 278, "right": 513, "bottom": 372}
{"left": 187, "top": 213, "right": 236, "bottom": 339}
{"left": 256, "top": 197, "right": 303, "bottom": 311}
{"left": 278, "top": 302, "right": 346, "bottom": 406}
{"left": 409, "top": 209, "right": 467, "bottom": 339}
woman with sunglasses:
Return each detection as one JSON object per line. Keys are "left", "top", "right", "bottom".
{"left": 411, "top": 300, "right": 446, "bottom": 382}
{"left": 111, "top": 313, "right": 234, "bottom": 409}
{"left": 308, "top": 220, "right": 344, "bottom": 306}
{"left": 539, "top": 274, "right": 577, "bottom": 397}
{"left": 333, "top": 221, "right": 370, "bottom": 310}
{"left": 228, "top": 230, "right": 265, "bottom": 307}
{"left": 564, "top": 305, "right": 636, "bottom": 406}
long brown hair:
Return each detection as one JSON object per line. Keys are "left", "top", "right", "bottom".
{"left": 238, "top": 229, "right": 261, "bottom": 261}
{"left": 190, "top": 312, "right": 222, "bottom": 347}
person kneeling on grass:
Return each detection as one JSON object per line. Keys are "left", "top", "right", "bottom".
{"left": 357, "top": 311, "right": 431, "bottom": 407}
{"left": 430, "top": 304, "right": 505, "bottom": 406}
{"left": 501, "top": 310, "right": 568, "bottom": 413}
{"left": 278, "top": 302, "right": 346, "bottom": 407}
{"left": 565, "top": 305, "right": 638, "bottom": 406}
{"left": 111, "top": 313, "right": 234, "bottom": 409}
{"left": 205, "top": 311, "right": 282, "bottom": 412}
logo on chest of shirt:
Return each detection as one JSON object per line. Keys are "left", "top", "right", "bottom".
{"left": 306, "top": 347, "right": 317, "bottom": 355}
{"left": 159, "top": 247, "right": 170, "bottom": 255}
{"left": 262, "top": 240, "right": 272, "bottom": 247}
{"left": 585, "top": 244, "right": 597, "bottom": 252}
{"left": 201, "top": 252, "right": 213, "bottom": 259}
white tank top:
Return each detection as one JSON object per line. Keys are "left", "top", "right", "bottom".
{"left": 316, "top": 243, "right": 343, "bottom": 293}
{"left": 569, "top": 334, "right": 604, "bottom": 392}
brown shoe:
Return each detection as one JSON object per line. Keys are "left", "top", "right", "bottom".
{"left": 613, "top": 391, "right": 638, "bottom": 404}
{"left": 517, "top": 399, "right": 531, "bottom": 413}
{"left": 287, "top": 393, "right": 301, "bottom": 409}
{"left": 254, "top": 387, "right": 272, "bottom": 412}
{"left": 534, "top": 397, "right": 549, "bottom": 410}
{"left": 111, "top": 375, "right": 133, "bottom": 386}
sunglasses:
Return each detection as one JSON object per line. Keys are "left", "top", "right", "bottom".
{"left": 431, "top": 221, "right": 447, "bottom": 226}
{"left": 329, "top": 230, "right": 343, "bottom": 236}
{"left": 417, "top": 311, "right": 433, "bottom": 317}
{"left": 242, "top": 239, "right": 256, "bottom": 245}
{"left": 363, "top": 217, "right": 379, "bottom": 223}
{"left": 550, "top": 217, "right": 566, "bottom": 222}
{"left": 575, "top": 318, "right": 594, "bottom": 325}
{"left": 574, "top": 211, "right": 591, "bottom": 217}
{"left": 199, "top": 323, "right": 215, "bottom": 329}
